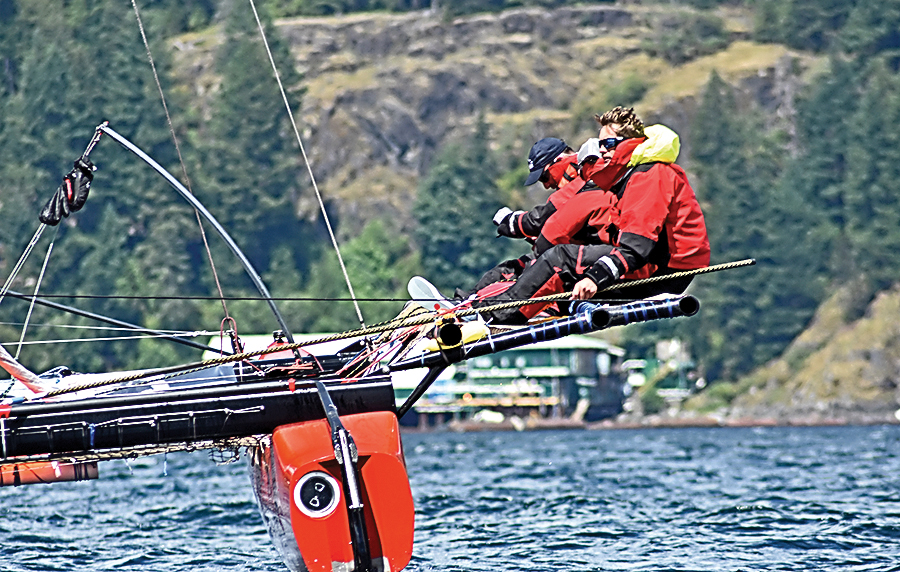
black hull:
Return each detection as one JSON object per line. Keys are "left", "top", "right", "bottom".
{"left": 0, "top": 376, "right": 395, "bottom": 461}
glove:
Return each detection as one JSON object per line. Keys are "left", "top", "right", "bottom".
{"left": 493, "top": 207, "right": 526, "bottom": 238}
{"left": 39, "top": 158, "right": 95, "bottom": 226}
{"left": 492, "top": 207, "right": 513, "bottom": 226}
{"left": 577, "top": 138, "right": 602, "bottom": 165}
{"left": 583, "top": 255, "right": 621, "bottom": 290}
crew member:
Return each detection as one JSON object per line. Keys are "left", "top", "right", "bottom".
{"left": 478, "top": 107, "right": 710, "bottom": 324}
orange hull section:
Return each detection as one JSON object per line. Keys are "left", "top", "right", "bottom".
{"left": 272, "top": 411, "right": 414, "bottom": 572}
{"left": 0, "top": 460, "right": 98, "bottom": 487}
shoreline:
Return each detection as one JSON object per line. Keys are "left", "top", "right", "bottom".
{"left": 400, "top": 412, "right": 900, "bottom": 433}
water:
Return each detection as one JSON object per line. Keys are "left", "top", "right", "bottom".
{"left": 1, "top": 425, "right": 899, "bottom": 571}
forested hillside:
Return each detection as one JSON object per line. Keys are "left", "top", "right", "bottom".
{"left": 0, "top": 0, "right": 899, "bottom": 410}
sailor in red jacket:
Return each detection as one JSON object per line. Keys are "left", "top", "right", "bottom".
{"left": 494, "top": 137, "right": 583, "bottom": 240}
{"left": 459, "top": 137, "right": 586, "bottom": 297}
{"left": 478, "top": 107, "right": 711, "bottom": 324}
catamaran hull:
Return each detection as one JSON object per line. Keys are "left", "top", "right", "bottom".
{"left": 250, "top": 412, "right": 415, "bottom": 572}
{"left": 0, "top": 377, "right": 395, "bottom": 462}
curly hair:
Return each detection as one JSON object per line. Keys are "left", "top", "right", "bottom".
{"left": 593, "top": 106, "right": 645, "bottom": 138}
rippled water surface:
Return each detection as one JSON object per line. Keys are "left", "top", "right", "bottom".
{"left": 2, "top": 425, "right": 899, "bottom": 571}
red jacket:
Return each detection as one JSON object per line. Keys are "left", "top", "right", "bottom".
{"left": 535, "top": 138, "right": 644, "bottom": 255}
{"left": 537, "top": 137, "right": 710, "bottom": 275}
{"left": 511, "top": 154, "right": 583, "bottom": 238}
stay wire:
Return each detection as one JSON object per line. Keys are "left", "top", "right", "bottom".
{"left": 0, "top": 224, "right": 45, "bottom": 309}
{"left": 2, "top": 259, "right": 758, "bottom": 305}
{"left": 0, "top": 321, "right": 210, "bottom": 334}
{"left": 130, "top": 0, "right": 232, "bottom": 322}
{"left": 246, "top": 0, "right": 367, "bottom": 330}
{"left": 12, "top": 332, "right": 204, "bottom": 346}
{"left": 15, "top": 224, "right": 60, "bottom": 359}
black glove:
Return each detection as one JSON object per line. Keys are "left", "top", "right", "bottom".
{"left": 39, "top": 158, "right": 94, "bottom": 226}
{"left": 493, "top": 207, "right": 526, "bottom": 239}
{"left": 583, "top": 255, "right": 621, "bottom": 290}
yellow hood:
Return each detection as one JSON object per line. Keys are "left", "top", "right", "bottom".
{"left": 628, "top": 124, "right": 680, "bottom": 166}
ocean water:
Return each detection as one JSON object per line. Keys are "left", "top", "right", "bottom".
{"left": 1, "top": 425, "right": 899, "bottom": 571}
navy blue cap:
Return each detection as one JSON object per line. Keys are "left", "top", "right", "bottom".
{"left": 524, "top": 137, "right": 568, "bottom": 186}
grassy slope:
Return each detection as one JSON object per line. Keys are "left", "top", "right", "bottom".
{"left": 685, "top": 282, "right": 900, "bottom": 421}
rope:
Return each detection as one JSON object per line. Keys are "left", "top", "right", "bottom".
{"left": 449, "top": 257, "right": 759, "bottom": 316}
{"left": 130, "top": 0, "right": 233, "bottom": 323}
{"left": 246, "top": 0, "right": 367, "bottom": 330}
{"left": 41, "top": 258, "right": 754, "bottom": 398}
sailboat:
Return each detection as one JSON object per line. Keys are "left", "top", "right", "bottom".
{"left": 0, "top": 125, "right": 702, "bottom": 566}
{"left": 0, "top": 5, "right": 748, "bottom": 571}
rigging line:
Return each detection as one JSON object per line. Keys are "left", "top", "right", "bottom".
{"left": 11, "top": 332, "right": 204, "bottom": 346}
{"left": 0, "top": 224, "right": 45, "bottom": 309}
{"left": 0, "top": 322, "right": 212, "bottom": 335}
{"left": 15, "top": 225, "right": 60, "bottom": 359}
{"left": 0, "top": 293, "right": 414, "bottom": 302}
{"left": 245, "top": 0, "right": 367, "bottom": 330}
{"left": 98, "top": 124, "right": 295, "bottom": 345}
{"left": 129, "top": 0, "right": 232, "bottom": 322}
{"left": 2, "top": 288, "right": 228, "bottom": 355}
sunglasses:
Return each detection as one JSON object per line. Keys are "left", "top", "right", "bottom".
{"left": 598, "top": 137, "right": 625, "bottom": 150}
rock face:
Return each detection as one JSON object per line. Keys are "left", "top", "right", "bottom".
{"left": 727, "top": 283, "right": 900, "bottom": 424}
{"left": 172, "top": 5, "right": 813, "bottom": 232}
{"left": 277, "top": 6, "right": 644, "bottom": 229}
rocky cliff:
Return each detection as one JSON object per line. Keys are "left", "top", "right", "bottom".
{"left": 724, "top": 283, "right": 900, "bottom": 424}
{"left": 171, "top": 4, "right": 816, "bottom": 233}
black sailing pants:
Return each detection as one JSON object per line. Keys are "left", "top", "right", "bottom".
{"left": 478, "top": 244, "right": 693, "bottom": 324}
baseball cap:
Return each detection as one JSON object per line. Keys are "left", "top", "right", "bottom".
{"left": 524, "top": 137, "right": 568, "bottom": 186}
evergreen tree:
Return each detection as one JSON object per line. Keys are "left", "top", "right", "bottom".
{"left": 789, "top": 56, "right": 860, "bottom": 279}
{"left": 414, "top": 114, "right": 515, "bottom": 292}
{"left": 753, "top": 0, "right": 855, "bottom": 52}
{"left": 0, "top": 0, "right": 22, "bottom": 100}
{"left": 840, "top": 0, "right": 900, "bottom": 69}
{"left": 192, "top": 0, "right": 307, "bottom": 302}
{"left": 0, "top": 0, "right": 204, "bottom": 371}
{"left": 296, "top": 219, "right": 421, "bottom": 332}
{"left": 842, "top": 61, "right": 900, "bottom": 290}
{"left": 673, "top": 72, "right": 818, "bottom": 382}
